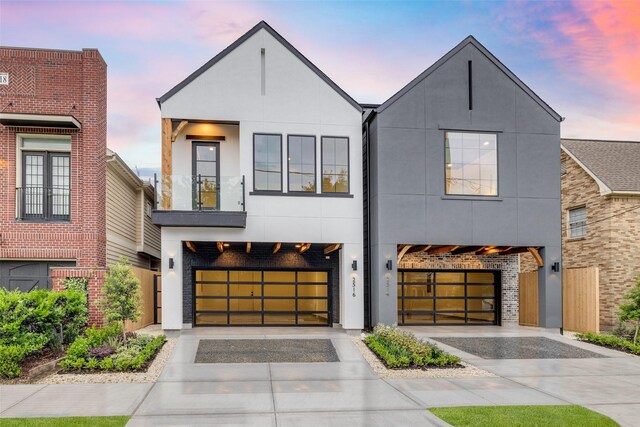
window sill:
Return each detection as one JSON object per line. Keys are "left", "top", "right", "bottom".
{"left": 16, "top": 219, "right": 71, "bottom": 224}
{"left": 441, "top": 195, "right": 502, "bottom": 201}
{"left": 567, "top": 236, "right": 587, "bottom": 242}
{"left": 250, "top": 191, "right": 353, "bottom": 198}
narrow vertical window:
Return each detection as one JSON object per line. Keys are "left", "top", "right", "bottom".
{"left": 260, "top": 48, "right": 266, "bottom": 96}
{"left": 288, "top": 135, "right": 316, "bottom": 192}
{"left": 468, "top": 60, "right": 473, "bottom": 110}
{"left": 321, "top": 136, "right": 349, "bottom": 193}
{"left": 254, "top": 134, "right": 282, "bottom": 191}
{"left": 568, "top": 206, "right": 587, "bottom": 238}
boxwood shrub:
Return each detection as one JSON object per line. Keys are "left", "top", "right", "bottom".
{"left": 0, "top": 287, "right": 88, "bottom": 378}
{"left": 576, "top": 332, "right": 640, "bottom": 356}
{"left": 364, "top": 324, "right": 460, "bottom": 369}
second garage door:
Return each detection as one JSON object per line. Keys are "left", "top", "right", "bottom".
{"left": 194, "top": 269, "right": 331, "bottom": 326}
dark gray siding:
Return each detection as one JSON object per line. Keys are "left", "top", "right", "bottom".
{"left": 368, "top": 42, "right": 562, "bottom": 328}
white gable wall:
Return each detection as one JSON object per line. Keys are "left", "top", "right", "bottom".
{"left": 160, "top": 28, "right": 363, "bottom": 331}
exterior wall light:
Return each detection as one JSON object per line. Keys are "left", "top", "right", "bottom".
{"left": 169, "top": 258, "right": 175, "bottom": 270}
{"left": 551, "top": 262, "right": 560, "bottom": 273}
{"left": 386, "top": 260, "right": 392, "bottom": 270}
{"left": 352, "top": 260, "right": 357, "bottom": 271}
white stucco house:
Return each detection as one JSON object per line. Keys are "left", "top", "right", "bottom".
{"left": 152, "top": 21, "right": 364, "bottom": 333}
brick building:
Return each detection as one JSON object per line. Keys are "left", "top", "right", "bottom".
{"left": 0, "top": 47, "right": 107, "bottom": 324}
{"left": 559, "top": 139, "right": 640, "bottom": 329}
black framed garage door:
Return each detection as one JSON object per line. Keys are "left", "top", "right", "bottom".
{"left": 194, "top": 269, "right": 331, "bottom": 326}
{"left": 398, "top": 270, "right": 500, "bottom": 325}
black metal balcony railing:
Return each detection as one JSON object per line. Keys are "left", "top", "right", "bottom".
{"left": 16, "top": 186, "right": 71, "bottom": 221}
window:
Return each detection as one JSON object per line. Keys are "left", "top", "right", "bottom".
{"left": 288, "top": 135, "right": 316, "bottom": 192}
{"left": 193, "top": 142, "right": 219, "bottom": 209}
{"left": 18, "top": 137, "right": 71, "bottom": 222}
{"left": 445, "top": 132, "right": 497, "bottom": 196}
{"left": 253, "top": 134, "right": 282, "bottom": 192}
{"left": 321, "top": 136, "right": 349, "bottom": 193}
{"left": 568, "top": 206, "right": 587, "bottom": 238}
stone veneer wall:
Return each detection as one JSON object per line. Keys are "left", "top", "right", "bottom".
{"left": 399, "top": 252, "right": 520, "bottom": 323}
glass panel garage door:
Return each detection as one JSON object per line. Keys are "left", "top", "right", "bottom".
{"left": 397, "top": 270, "right": 499, "bottom": 325}
{"left": 194, "top": 270, "right": 330, "bottom": 326}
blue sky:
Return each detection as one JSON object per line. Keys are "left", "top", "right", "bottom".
{"left": 1, "top": 0, "right": 638, "bottom": 175}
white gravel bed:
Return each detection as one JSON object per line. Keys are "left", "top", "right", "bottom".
{"left": 352, "top": 336, "right": 495, "bottom": 379}
{"left": 38, "top": 337, "right": 177, "bottom": 384}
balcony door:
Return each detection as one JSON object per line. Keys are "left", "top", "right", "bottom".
{"left": 192, "top": 142, "right": 220, "bottom": 210}
{"left": 21, "top": 151, "right": 70, "bottom": 221}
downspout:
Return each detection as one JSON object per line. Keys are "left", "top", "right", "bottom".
{"left": 365, "top": 116, "right": 373, "bottom": 331}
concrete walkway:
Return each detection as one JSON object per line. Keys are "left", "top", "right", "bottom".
{"left": 1, "top": 325, "right": 638, "bottom": 426}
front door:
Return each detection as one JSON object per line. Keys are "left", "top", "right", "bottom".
{"left": 192, "top": 142, "right": 220, "bottom": 210}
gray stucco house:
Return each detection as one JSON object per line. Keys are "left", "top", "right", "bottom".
{"left": 363, "top": 36, "right": 563, "bottom": 329}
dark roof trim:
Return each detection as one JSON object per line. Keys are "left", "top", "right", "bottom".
{"left": 157, "top": 21, "right": 361, "bottom": 112}
{"left": 376, "top": 35, "right": 562, "bottom": 122}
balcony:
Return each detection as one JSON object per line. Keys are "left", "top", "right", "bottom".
{"left": 151, "top": 175, "right": 247, "bottom": 228}
{"left": 16, "top": 186, "right": 71, "bottom": 222}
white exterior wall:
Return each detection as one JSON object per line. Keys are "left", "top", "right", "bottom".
{"left": 160, "top": 28, "right": 363, "bottom": 331}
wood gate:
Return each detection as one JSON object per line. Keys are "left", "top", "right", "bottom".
{"left": 518, "top": 267, "right": 599, "bottom": 333}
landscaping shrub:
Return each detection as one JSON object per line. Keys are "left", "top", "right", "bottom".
{"left": 364, "top": 324, "right": 460, "bottom": 369}
{"left": 60, "top": 323, "right": 166, "bottom": 372}
{"left": 576, "top": 332, "right": 640, "bottom": 356}
{"left": 0, "top": 288, "right": 88, "bottom": 378}
{"left": 619, "top": 276, "right": 640, "bottom": 344}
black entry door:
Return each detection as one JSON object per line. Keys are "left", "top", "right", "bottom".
{"left": 398, "top": 270, "right": 500, "bottom": 325}
{"left": 192, "top": 142, "right": 220, "bottom": 210}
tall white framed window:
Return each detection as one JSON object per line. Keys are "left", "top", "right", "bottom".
{"left": 568, "top": 206, "right": 587, "bottom": 238}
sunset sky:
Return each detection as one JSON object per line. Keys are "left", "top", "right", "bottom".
{"left": 1, "top": 0, "right": 638, "bottom": 175}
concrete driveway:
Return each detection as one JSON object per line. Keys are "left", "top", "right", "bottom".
{"left": 1, "top": 325, "right": 638, "bottom": 426}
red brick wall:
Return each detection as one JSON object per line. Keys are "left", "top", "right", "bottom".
{"left": 1, "top": 47, "right": 107, "bottom": 324}
{"left": 0, "top": 48, "right": 107, "bottom": 267}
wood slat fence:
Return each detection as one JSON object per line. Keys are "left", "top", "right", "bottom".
{"left": 125, "top": 267, "right": 161, "bottom": 332}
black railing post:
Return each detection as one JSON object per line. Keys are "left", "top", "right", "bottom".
{"left": 153, "top": 173, "right": 158, "bottom": 210}
{"left": 197, "top": 174, "right": 202, "bottom": 211}
{"left": 242, "top": 175, "right": 246, "bottom": 211}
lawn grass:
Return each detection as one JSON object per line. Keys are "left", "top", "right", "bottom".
{"left": 0, "top": 416, "right": 130, "bottom": 427}
{"left": 429, "top": 405, "right": 618, "bottom": 427}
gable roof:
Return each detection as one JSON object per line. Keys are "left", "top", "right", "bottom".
{"left": 376, "top": 35, "right": 562, "bottom": 121}
{"left": 157, "top": 21, "right": 361, "bottom": 112}
{"left": 561, "top": 138, "right": 640, "bottom": 195}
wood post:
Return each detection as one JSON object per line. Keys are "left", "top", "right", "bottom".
{"left": 161, "top": 118, "right": 173, "bottom": 210}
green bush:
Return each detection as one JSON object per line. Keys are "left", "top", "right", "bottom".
{"left": 61, "top": 327, "right": 166, "bottom": 372}
{"left": 364, "top": 324, "right": 460, "bottom": 369}
{"left": 0, "top": 288, "right": 88, "bottom": 378}
{"left": 0, "top": 345, "right": 27, "bottom": 378}
{"left": 576, "top": 332, "right": 640, "bottom": 356}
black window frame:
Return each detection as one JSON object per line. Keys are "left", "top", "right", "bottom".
{"left": 20, "top": 150, "right": 71, "bottom": 222}
{"left": 444, "top": 131, "right": 499, "bottom": 197}
{"left": 320, "top": 135, "right": 350, "bottom": 194}
{"left": 191, "top": 141, "right": 221, "bottom": 211}
{"left": 287, "top": 134, "right": 317, "bottom": 194}
{"left": 253, "top": 133, "right": 283, "bottom": 193}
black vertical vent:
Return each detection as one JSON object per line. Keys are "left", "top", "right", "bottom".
{"left": 468, "top": 60, "right": 473, "bottom": 110}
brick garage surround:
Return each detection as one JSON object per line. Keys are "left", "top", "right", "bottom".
{"left": 399, "top": 252, "right": 520, "bottom": 323}
{"left": 51, "top": 267, "right": 107, "bottom": 327}
{"left": 182, "top": 242, "right": 340, "bottom": 325}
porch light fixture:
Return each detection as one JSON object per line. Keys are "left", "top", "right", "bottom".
{"left": 386, "top": 260, "right": 392, "bottom": 270}
{"left": 169, "top": 258, "right": 175, "bottom": 270}
{"left": 223, "top": 243, "right": 230, "bottom": 248}
{"left": 551, "top": 262, "right": 560, "bottom": 273}
{"left": 352, "top": 260, "right": 357, "bottom": 271}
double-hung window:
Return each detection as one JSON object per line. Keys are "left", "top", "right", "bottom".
{"left": 287, "top": 135, "right": 316, "bottom": 192}
{"left": 321, "top": 136, "right": 349, "bottom": 193}
{"left": 19, "top": 137, "right": 71, "bottom": 221}
{"left": 568, "top": 206, "right": 587, "bottom": 238}
{"left": 253, "top": 134, "right": 282, "bottom": 192}
{"left": 445, "top": 132, "right": 497, "bottom": 196}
